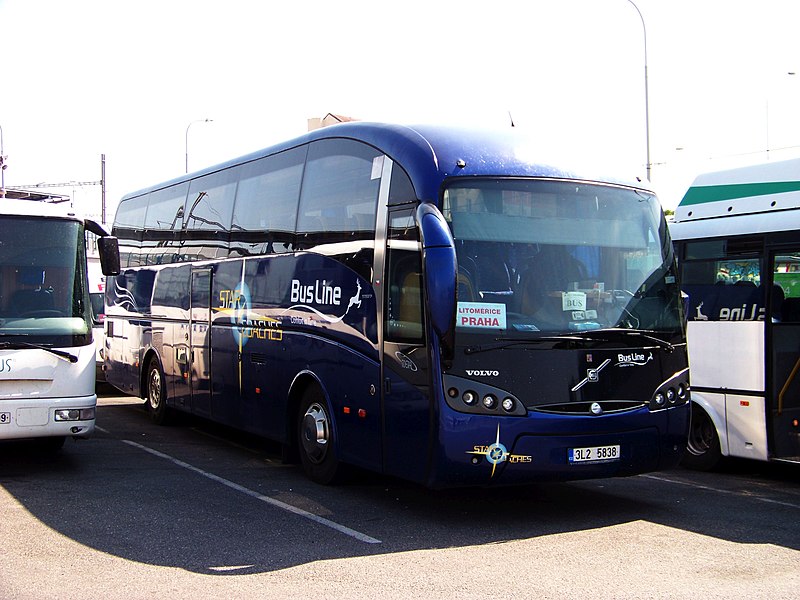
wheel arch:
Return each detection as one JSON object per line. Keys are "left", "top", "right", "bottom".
{"left": 287, "top": 370, "right": 337, "bottom": 453}
{"left": 139, "top": 347, "right": 163, "bottom": 400}
{"left": 689, "top": 391, "right": 729, "bottom": 457}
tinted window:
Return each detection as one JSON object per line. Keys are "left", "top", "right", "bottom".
{"left": 680, "top": 240, "right": 765, "bottom": 322}
{"left": 296, "top": 139, "right": 382, "bottom": 247}
{"left": 181, "top": 169, "right": 239, "bottom": 260}
{"left": 114, "top": 195, "right": 149, "bottom": 230}
{"left": 233, "top": 148, "right": 305, "bottom": 233}
{"left": 144, "top": 184, "right": 189, "bottom": 230}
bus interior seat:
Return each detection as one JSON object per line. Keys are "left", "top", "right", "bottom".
{"left": 473, "top": 254, "right": 513, "bottom": 303}
{"left": 517, "top": 246, "right": 586, "bottom": 314}
{"left": 781, "top": 296, "right": 800, "bottom": 322}
{"left": 398, "top": 271, "right": 422, "bottom": 325}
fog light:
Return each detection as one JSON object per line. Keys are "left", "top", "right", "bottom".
{"left": 54, "top": 408, "right": 96, "bottom": 422}
{"left": 463, "top": 391, "right": 478, "bottom": 406}
{"left": 55, "top": 409, "right": 81, "bottom": 421}
{"left": 654, "top": 392, "right": 666, "bottom": 407}
{"left": 482, "top": 394, "right": 497, "bottom": 409}
{"left": 666, "top": 388, "right": 676, "bottom": 404}
{"left": 502, "top": 397, "right": 515, "bottom": 412}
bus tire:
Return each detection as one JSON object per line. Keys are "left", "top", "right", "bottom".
{"left": 682, "top": 403, "right": 722, "bottom": 471}
{"left": 297, "top": 386, "right": 341, "bottom": 485}
{"left": 146, "top": 357, "right": 173, "bottom": 425}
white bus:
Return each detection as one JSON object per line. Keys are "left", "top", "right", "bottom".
{"left": 87, "top": 254, "right": 106, "bottom": 381}
{"left": 671, "top": 158, "right": 800, "bottom": 469}
{"left": 0, "top": 199, "right": 119, "bottom": 450}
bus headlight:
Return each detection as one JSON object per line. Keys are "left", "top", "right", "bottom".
{"left": 649, "top": 370, "right": 690, "bottom": 411}
{"left": 482, "top": 394, "right": 497, "bottom": 410}
{"left": 54, "top": 408, "right": 96, "bottom": 421}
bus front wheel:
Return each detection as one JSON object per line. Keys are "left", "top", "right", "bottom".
{"left": 297, "top": 387, "right": 341, "bottom": 485}
{"left": 146, "top": 358, "right": 173, "bottom": 425}
{"left": 683, "top": 403, "right": 722, "bottom": 471}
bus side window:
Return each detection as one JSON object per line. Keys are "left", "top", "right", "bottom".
{"left": 385, "top": 250, "right": 424, "bottom": 343}
{"left": 297, "top": 139, "right": 381, "bottom": 248}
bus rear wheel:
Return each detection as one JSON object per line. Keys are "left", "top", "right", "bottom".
{"left": 146, "top": 358, "right": 173, "bottom": 425}
{"left": 683, "top": 404, "right": 722, "bottom": 471}
{"left": 297, "top": 387, "right": 341, "bottom": 485}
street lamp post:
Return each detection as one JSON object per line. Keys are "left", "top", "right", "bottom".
{"left": 185, "top": 119, "right": 213, "bottom": 173}
{"left": 627, "top": 0, "right": 651, "bottom": 181}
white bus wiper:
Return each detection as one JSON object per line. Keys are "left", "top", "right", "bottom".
{"left": 0, "top": 341, "right": 79, "bottom": 363}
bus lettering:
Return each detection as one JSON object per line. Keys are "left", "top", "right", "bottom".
{"left": 290, "top": 279, "right": 342, "bottom": 306}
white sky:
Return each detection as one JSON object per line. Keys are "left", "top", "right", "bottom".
{"left": 1, "top": 0, "right": 799, "bottom": 223}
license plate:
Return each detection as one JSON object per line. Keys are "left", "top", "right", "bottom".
{"left": 0, "top": 412, "right": 10, "bottom": 425}
{"left": 569, "top": 445, "right": 620, "bottom": 464}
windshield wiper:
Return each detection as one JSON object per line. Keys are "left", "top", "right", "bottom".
{"left": 463, "top": 329, "right": 674, "bottom": 355}
{"left": 0, "top": 341, "right": 79, "bottom": 363}
{"left": 566, "top": 328, "right": 675, "bottom": 352}
{"left": 464, "top": 336, "right": 577, "bottom": 355}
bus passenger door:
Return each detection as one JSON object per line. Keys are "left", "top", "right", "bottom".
{"left": 769, "top": 251, "right": 800, "bottom": 461}
{"left": 190, "top": 268, "right": 212, "bottom": 418}
{"left": 381, "top": 206, "right": 432, "bottom": 483}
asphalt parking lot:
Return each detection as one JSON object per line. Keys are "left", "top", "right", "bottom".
{"left": 1, "top": 392, "right": 799, "bottom": 599}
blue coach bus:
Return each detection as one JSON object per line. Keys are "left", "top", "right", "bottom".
{"left": 105, "top": 122, "right": 689, "bottom": 487}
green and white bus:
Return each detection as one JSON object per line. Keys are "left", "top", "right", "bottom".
{"left": 671, "top": 158, "right": 800, "bottom": 469}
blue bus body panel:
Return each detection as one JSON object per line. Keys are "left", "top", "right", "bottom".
{"left": 429, "top": 404, "right": 688, "bottom": 488}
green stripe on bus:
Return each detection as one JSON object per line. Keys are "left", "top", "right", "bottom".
{"left": 680, "top": 181, "right": 800, "bottom": 206}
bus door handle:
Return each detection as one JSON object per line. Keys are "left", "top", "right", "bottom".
{"left": 384, "top": 378, "right": 391, "bottom": 394}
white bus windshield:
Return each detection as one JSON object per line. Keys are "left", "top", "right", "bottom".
{"left": 0, "top": 217, "right": 91, "bottom": 345}
{"left": 443, "top": 179, "right": 681, "bottom": 336}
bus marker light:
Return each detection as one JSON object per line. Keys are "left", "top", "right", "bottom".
{"left": 358, "top": 409, "right": 367, "bottom": 419}
{"left": 255, "top": 387, "right": 261, "bottom": 394}
{"left": 343, "top": 407, "right": 351, "bottom": 415}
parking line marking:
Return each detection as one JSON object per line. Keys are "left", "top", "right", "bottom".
{"left": 120, "top": 439, "right": 382, "bottom": 544}
{"left": 641, "top": 473, "right": 800, "bottom": 509}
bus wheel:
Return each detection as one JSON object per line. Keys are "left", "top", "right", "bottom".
{"left": 146, "top": 358, "right": 172, "bottom": 425}
{"left": 297, "top": 388, "right": 341, "bottom": 485}
{"left": 683, "top": 404, "right": 721, "bottom": 471}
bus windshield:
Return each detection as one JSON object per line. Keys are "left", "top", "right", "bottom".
{"left": 0, "top": 216, "right": 91, "bottom": 346}
{"left": 443, "top": 178, "right": 682, "bottom": 338}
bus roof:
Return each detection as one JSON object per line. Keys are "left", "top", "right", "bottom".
{"left": 121, "top": 122, "right": 652, "bottom": 204}
{"left": 0, "top": 198, "right": 83, "bottom": 221}
{"left": 671, "top": 158, "right": 800, "bottom": 241}
{"left": 675, "top": 158, "right": 800, "bottom": 223}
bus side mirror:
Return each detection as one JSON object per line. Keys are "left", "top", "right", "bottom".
{"left": 98, "top": 236, "right": 121, "bottom": 276}
{"left": 417, "top": 203, "right": 456, "bottom": 361}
